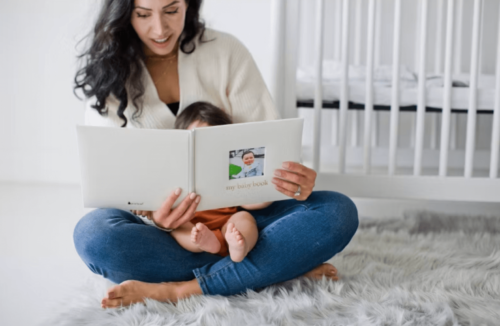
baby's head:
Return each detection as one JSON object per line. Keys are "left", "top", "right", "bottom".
{"left": 174, "top": 101, "right": 232, "bottom": 130}
{"left": 241, "top": 151, "right": 255, "bottom": 166}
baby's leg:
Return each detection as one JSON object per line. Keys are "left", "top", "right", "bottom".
{"left": 170, "top": 222, "right": 220, "bottom": 254}
{"left": 221, "top": 211, "right": 259, "bottom": 263}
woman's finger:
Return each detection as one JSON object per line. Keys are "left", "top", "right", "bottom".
{"left": 273, "top": 169, "right": 307, "bottom": 187}
{"left": 281, "top": 161, "right": 317, "bottom": 183}
{"left": 273, "top": 183, "right": 299, "bottom": 199}
{"left": 172, "top": 195, "right": 201, "bottom": 229}
{"left": 157, "top": 188, "right": 183, "bottom": 216}
{"left": 168, "top": 192, "right": 198, "bottom": 220}
{"left": 155, "top": 192, "right": 198, "bottom": 229}
{"left": 271, "top": 177, "right": 300, "bottom": 193}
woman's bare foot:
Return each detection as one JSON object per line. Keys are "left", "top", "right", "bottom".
{"left": 302, "top": 263, "right": 339, "bottom": 281}
{"left": 191, "top": 222, "right": 221, "bottom": 254}
{"left": 101, "top": 279, "right": 202, "bottom": 308}
{"left": 225, "top": 222, "right": 247, "bottom": 262}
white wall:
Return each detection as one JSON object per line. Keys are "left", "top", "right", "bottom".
{"left": 0, "top": 0, "right": 100, "bottom": 184}
{"left": 202, "top": 0, "right": 273, "bottom": 88}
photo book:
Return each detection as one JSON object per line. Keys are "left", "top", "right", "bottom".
{"left": 76, "top": 118, "right": 304, "bottom": 212}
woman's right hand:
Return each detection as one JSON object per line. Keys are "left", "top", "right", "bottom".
{"left": 131, "top": 188, "right": 200, "bottom": 230}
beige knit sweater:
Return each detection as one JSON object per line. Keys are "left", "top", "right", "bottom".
{"left": 84, "top": 29, "right": 279, "bottom": 129}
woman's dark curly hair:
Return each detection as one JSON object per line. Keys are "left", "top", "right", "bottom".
{"left": 74, "top": 0, "right": 206, "bottom": 127}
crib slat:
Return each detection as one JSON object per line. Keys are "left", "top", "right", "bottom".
{"left": 414, "top": 0, "right": 421, "bottom": 72}
{"left": 363, "top": 0, "right": 376, "bottom": 174}
{"left": 354, "top": 0, "right": 363, "bottom": 65}
{"left": 270, "top": 0, "right": 286, "bottom": 118}
{"left": 452, "top": 0, "right": 461, "bottom": 158}
{"left": 454, "top": 0, "right": 463, "bottom": 74}
{"left": 351, "top": 0, "right": 363, "bottom": 149}
{"left": 334, "top": 0, "right": 342, "bottom": 62}
{"left": 414, "top": 0, "right": 429, "bottom": 176}
{"left": 478, "top": 1, "right": 485, "bottom": 75}
{"left": 410, "top": 114, "right": 416, "bottom": 148}
{"left": 283, "top": 0, "right": 300, "bottom": 120}
{"left": 374, "top": 0, "right": 382, "bottom": 66}
{"left": 464, "top": 0, "right": 483, "bottom": 178}
{"left": 451, "top": 0, "right": 462, "bottom": 150}
{"left": 439, "top": 0, "right": 455, "bottom": 177}
{"left": 434, "top": 0, "right": 444, "bottom": 74}
{"left": 312, "top": 0, "right": 325, "bottom": 173}
{"left": 338, "top": 0, "right": 350, "bottom": 174}
{"left": 332, "top": 0, "right": 342, "bottom": 147}
{"left": 388, "top": 0, "right": 402, "bottom": 176}
{"left": 490, "top": 3, "right": 500, "bottom": 179}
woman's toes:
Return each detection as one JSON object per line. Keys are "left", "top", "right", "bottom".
{"left": 102, "top": 298, "right": 122, "bottom": 308}
{"left": 106, "top": 284, "right": 125, "bottom": 300}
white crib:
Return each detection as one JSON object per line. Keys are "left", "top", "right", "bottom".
{"left": 269, "top": 0, "right": 500, "bottom": 202}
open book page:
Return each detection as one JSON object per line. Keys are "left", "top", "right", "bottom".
{"left": 76, "top": 126, "right": 191, "bottom": 211}
{"left": 193, "top": 118, "right": 304, "bottom": 211}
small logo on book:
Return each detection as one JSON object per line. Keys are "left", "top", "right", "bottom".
{"left": 128, "top": 201, "right": 144, "bottom": 205}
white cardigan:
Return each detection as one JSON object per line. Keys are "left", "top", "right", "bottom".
{"left": 84, "top": 29, "right": 279, "bottom": 129}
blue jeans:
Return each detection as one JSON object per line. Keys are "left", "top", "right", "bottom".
{"left": 73, "top": 191, "right": 358, "bottom": 296}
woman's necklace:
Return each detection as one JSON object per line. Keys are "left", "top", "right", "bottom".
{"left": 146, "top": 52, "right": 178, "bottom": 64}
{"left": 145, "top": 52, "right": 178, "bottom": 83}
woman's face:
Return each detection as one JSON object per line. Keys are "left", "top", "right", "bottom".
{"left": 131, "top": 0, "right": 188, "bottom": 56}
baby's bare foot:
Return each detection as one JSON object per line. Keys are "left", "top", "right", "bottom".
{"left": 303, "top": 263, "right": 340, "bottom": 281}
{"left": 191, "top": 223, "right": 221, "bottom": 254}
{"left": 225, "top": 222, "right": 247, "bottom": 262}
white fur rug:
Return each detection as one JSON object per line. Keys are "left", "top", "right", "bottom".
{"left": 42, "top": 211, "right": 500, "bottom": 326}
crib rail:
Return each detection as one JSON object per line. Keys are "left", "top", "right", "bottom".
{"left": 271, "top": 0, "right": 500, "bottom": 202}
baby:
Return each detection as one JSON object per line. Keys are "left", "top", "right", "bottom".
{"left": 170, "top": 101, "right": 272, "bottom": 263}
{"left": 232, "top": 150, "right": 263, "bottom": 179}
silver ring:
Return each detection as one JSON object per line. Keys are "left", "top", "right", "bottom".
{"left": 294, "top": 185, "right": 301, "bottom": 197}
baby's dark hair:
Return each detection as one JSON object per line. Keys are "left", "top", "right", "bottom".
{"left": 242, "top": 151, "right": 255, "bottom": 159}
{"left": 174, "top": 101, "right": 232, "bottom": 129}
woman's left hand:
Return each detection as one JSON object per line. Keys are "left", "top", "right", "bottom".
{"left": 272, "top": 161, "right": 317, "bottom": 201}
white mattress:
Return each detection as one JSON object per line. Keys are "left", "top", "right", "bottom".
{"left": 297, "top": 61, "right": 497, "bottom": 110}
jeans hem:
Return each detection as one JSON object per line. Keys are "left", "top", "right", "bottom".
{"left": 192, "top": 268, "right": 210, "bottom": 295}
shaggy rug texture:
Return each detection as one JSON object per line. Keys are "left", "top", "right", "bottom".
{"left": 42, "top": 211, "right": 500, "bottom": 326}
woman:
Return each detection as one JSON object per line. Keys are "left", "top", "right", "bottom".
{"left": 73, "top": 0, "right": 359, "bottom": 308}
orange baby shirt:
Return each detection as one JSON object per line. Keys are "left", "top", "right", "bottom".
{"left": 190, "top": 207, "right": 238, "bottom": 257}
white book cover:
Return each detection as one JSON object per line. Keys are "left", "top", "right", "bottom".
{"left": 76, "top": 118, "right": 304, "bottom": 212}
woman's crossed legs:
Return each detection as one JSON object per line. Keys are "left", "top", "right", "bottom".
{"left": 73, "top": 191, "right": 359, "bottom": 308}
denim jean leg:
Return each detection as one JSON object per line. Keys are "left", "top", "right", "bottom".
{"left": 73, "top": 208, "right": 223, "bottom": 284}
{"left": 192, "top": 191, "right": 359, "bottom": 296}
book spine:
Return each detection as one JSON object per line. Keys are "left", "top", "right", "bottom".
{"left": 189, "top": 130, "right": 195, "bottom": 193}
